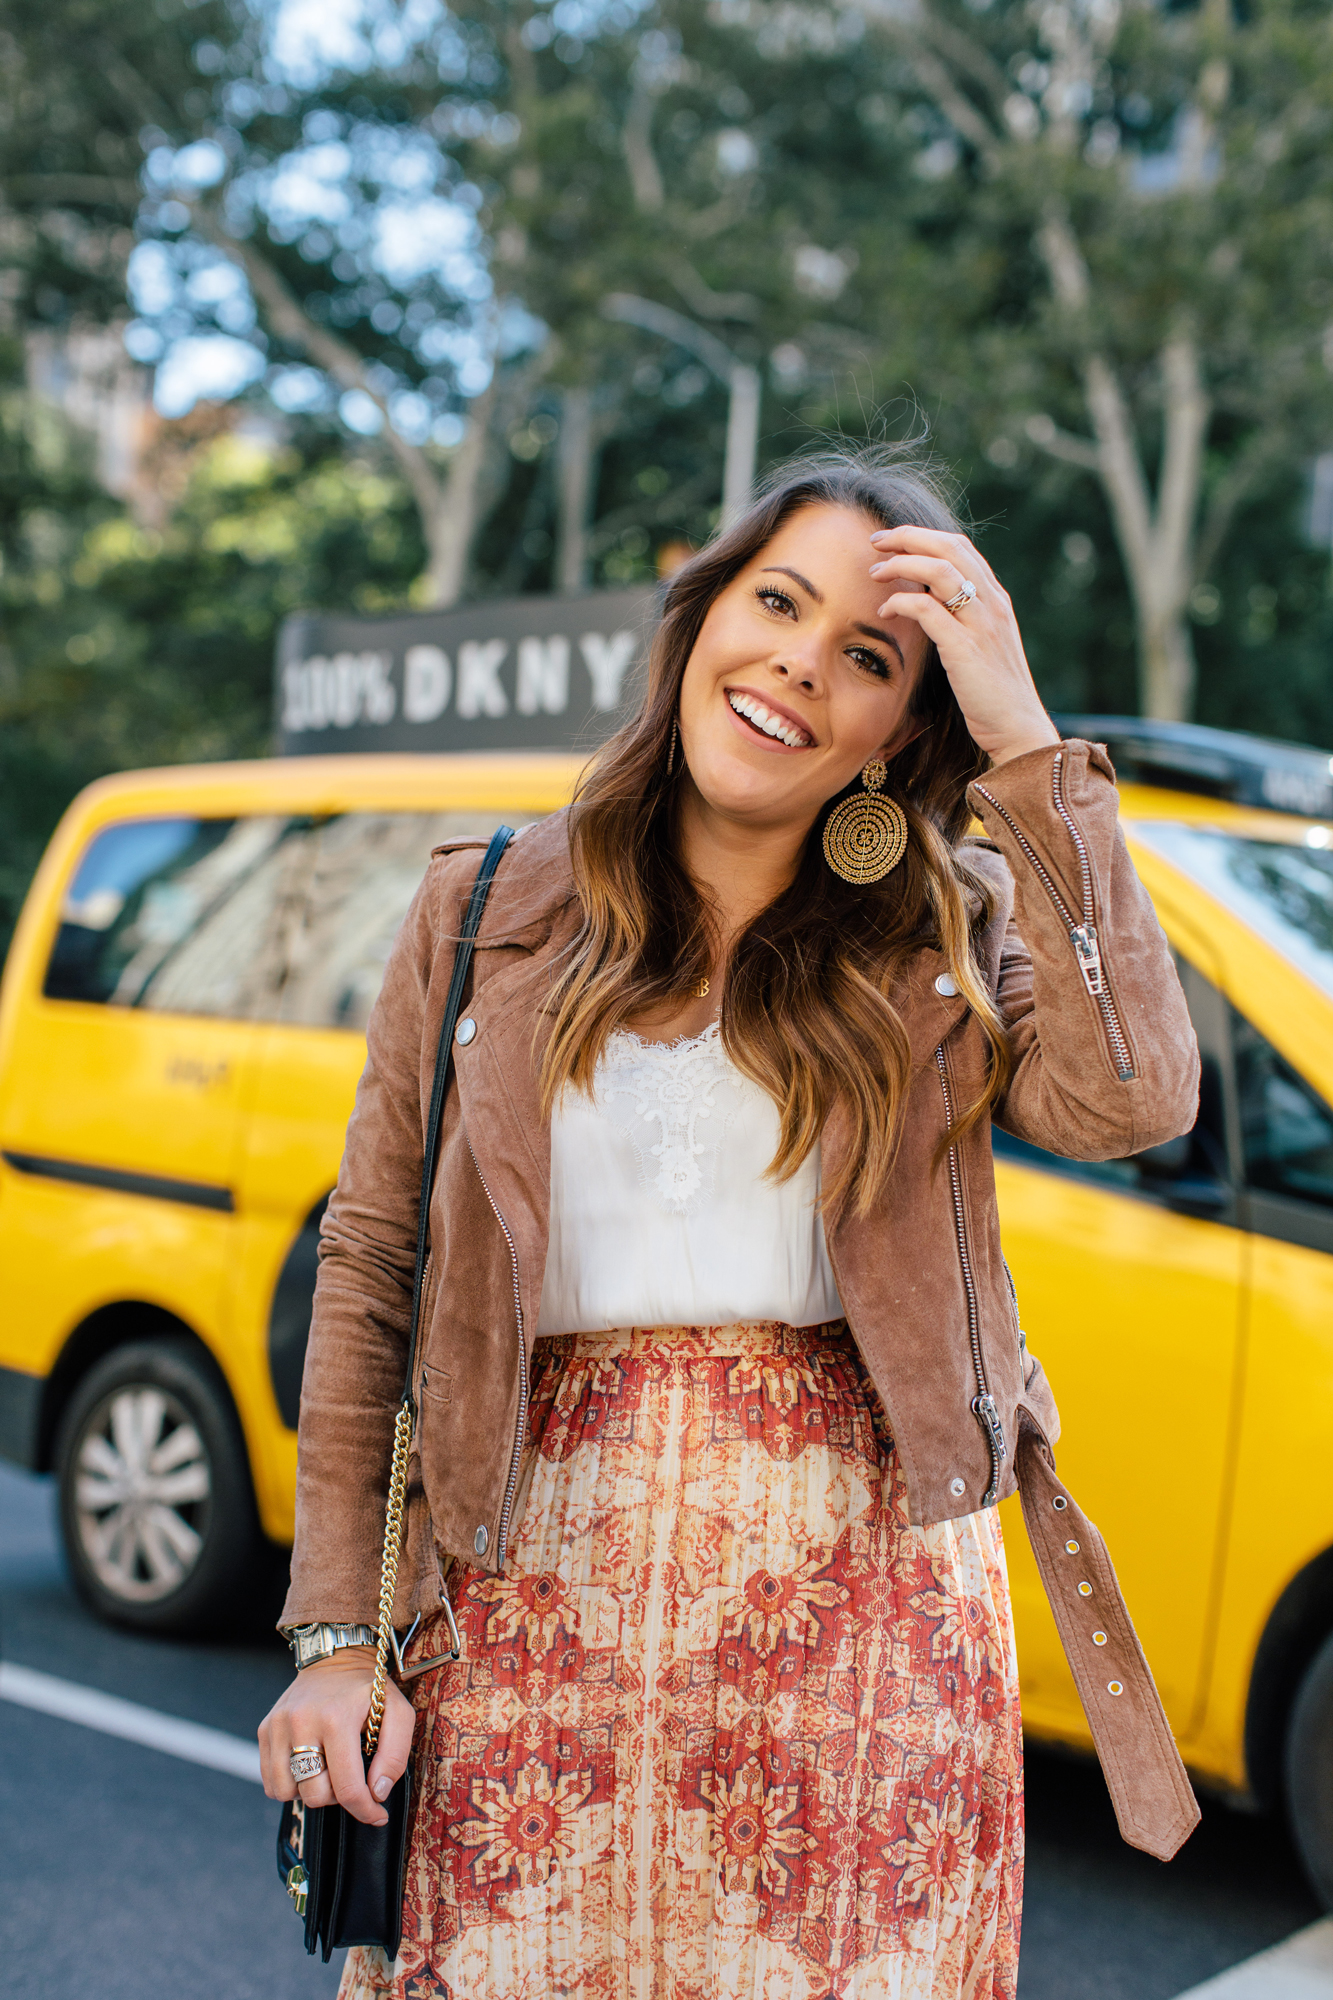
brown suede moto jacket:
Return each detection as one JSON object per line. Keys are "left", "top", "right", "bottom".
{"left": 282, "top": 738, "right": 1204, "bottom": 1860}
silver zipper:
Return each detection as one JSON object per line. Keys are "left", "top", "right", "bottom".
{"left": 1002, "top": 1256, "right": 1026, "bottom": 1353}
{"left": 935, "top": 1044, "right": 1005, "bottom": 1506}
{"left": 973, "top": 751, "right": 1135, "bottom": 1081}
{"left": 466, "top": 1139, "right": 529, "bottom": 1569}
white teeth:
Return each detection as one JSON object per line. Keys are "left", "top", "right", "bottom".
{"left": 727, "top": 691, "right": 810, "bottom": 748}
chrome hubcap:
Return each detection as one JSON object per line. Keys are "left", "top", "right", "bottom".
{"left": 74, "top": 1387, "right": 210, "bottom": 1602}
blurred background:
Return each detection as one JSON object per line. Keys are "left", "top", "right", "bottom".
{"left": 5, "top": 0, "right": 1333, "bottom": 948}
{"left": 5, "top": 1, "right": 1333, "bottom": 1995}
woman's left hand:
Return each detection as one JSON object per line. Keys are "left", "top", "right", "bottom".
{"left": 869, "top": 526, "right": 1060, "bottom": 768}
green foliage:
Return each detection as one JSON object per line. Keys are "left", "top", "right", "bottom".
{"left": 0, "top": 380, "right": 423, "bottom": 952}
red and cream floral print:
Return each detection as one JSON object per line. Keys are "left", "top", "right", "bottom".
{"left": 340, "top": 1322, "right": 1023, "bottom": 2000}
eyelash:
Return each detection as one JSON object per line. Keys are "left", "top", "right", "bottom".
{"left": 754, "top": 585, "right": 894, "bottom": 681}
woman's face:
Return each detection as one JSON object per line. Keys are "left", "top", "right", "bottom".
{"left": 677, "top": 502, "right": 931, "bottom": 835}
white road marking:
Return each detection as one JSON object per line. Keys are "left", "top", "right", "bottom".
{"left": 1171, "top": 1919, "right": 1333, "bottom": 1998}
{"left": 0, "top": 1660, "right": 263, "bottom": 1783}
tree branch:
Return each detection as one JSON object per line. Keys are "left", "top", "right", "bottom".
{"left": 1156, "top": 331, "right": 1210, "bottom": 587}
{"left": 669, "top": 259, "right": 759, "bottom": 323}
{"left": 909, "top": 47, "right": 1002, "bottom": 170}
{"left": 623, "top": 79, "right": 665, "bottom": 212}
{"left": 192, "top": 206, "right": 449, "bottom": 535}
{"left": 1024, "top": 415, "right": 1102, "bottom": 471}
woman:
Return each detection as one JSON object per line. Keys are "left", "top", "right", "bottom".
{"left": 260, "top": 446, "right": 1201, "bottom": 2000}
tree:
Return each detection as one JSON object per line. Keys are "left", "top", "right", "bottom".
{"left": 0, "top": 0, "right": 507, "bottom": 605}
{"left": 849, "top": 0, "right": 1333, "bottom": 719}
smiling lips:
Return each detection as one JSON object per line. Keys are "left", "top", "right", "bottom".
{"left": 727, "top": 689, "right": 814, "bottom": 749}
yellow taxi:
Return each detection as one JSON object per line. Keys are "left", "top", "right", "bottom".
{"left": 2, "top": 726, "right": 1332, "bottom": 1897}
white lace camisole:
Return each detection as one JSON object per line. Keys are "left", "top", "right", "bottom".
{"left": 535, "top": 1022, "right": 844, "bottom": 1336}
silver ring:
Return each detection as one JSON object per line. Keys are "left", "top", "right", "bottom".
{"left": 943, "top": 578, "right": 977, "bottom": 613}
{"left": 289, "top": 1745, "right": 327, "bottom": 1783}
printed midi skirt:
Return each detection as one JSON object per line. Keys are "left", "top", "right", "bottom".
{"left": 340, "top": 1321, "right": 1023, "bottom": 2000}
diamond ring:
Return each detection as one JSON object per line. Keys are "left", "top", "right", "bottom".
{"left": 943, "top": 578, "right": 977, "bottom": 613}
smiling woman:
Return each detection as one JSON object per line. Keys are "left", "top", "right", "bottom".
{"left": 542, "top": 453, "right": 1057, "bottom": 1216}
{"left": 262, "top": 442, "right": 1202, "bottom": 2000}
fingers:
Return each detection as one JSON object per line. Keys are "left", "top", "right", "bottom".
{"left": 258, "top": 1710, "right": 297, "bottom": 1803}
{"left": 870, "top": 552, "right": 971, "bottom": 601}
{"left": 298, "top": 1768, "right": 339, "bottom": 1808}
{"left": 875, "top": 590, "right": 963, "bottom": 648}
{"left": 870, "top": 524, "right": 999, "bottom": 591}
{"left": 321, "top": 1704, "right": 385, "bottom": 1826}
{"left": 366, "top": 1681, "right": 417, "bottom": 1808}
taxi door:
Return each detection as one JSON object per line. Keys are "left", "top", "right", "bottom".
{"left": 997, "top": 949, "right": 1246, "bottom": 1745}
{"left": 0, "top": 814, "right": 305, "bottom": 1385}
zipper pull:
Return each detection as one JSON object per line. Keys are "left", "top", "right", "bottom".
{"left": 972, "top": 1392, "right": 1008, "bottom": 1464}
{"left": 1070, "top": 924, "right": 1104, "bottom": 996}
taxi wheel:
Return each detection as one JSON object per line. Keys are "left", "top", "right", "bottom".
{"left": 55, "top": 1338, "right": 266, "bottom": 1636}
{"left": 1287, "top": 1627, "right": 1333, "bottom": 1910}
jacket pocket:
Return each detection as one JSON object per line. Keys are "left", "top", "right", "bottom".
{"left": 421, "top": 1364, "right": 453, "bottom": 1405}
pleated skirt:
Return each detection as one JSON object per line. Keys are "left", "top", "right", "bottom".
{"left": 340, "top": 1321, "right": 1023, "bottom": 2000}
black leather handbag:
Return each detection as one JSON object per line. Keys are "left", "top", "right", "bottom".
{"left": 277, "top": 823, "right": 514, "bottom": 1963}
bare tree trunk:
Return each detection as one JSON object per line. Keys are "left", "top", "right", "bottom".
{"left": 421, "top": 372, "right": 498, "bottom": 608}
{"left": 1035, "top": 211, "right": 1206, "bottom": 721}
{"left": 555, "top": 385, "right": 594, "bottom": 594}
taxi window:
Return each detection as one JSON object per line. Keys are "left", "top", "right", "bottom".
{"left": 1128, "top": 821, "right": 1333, "bottom": 999}
{"left": 44, "top": 815, "right": 316, "bottom": 1019}
{"left": 1232, "top": 1007, "right": 1333, "bottom": 1210}
{"left": 274, "top": 810, "right": 544, "bottom": 1031}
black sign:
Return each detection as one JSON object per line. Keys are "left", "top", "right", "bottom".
{"left": 276, "top": 586, "right": 659, "bottom": 756}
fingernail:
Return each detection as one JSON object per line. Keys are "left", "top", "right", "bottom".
{"left": 869, "top": 563, "right": 887, "bottom": 576}
{"left": 373, "top": 1775, "right": 392, "bottom": 1801}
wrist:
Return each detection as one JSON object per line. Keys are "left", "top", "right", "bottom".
{"left": 985, "top": 722, "right": 1061, "bottom": 769}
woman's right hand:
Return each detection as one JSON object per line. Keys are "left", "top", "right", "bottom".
{"left": 258, "top": 1650, "right": 417, "bottom": 1826}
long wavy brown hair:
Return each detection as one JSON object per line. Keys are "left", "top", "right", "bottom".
{"left": 541, "top": 443, "right": 1011, "bottom": 1218}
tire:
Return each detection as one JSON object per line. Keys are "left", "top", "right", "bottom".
{"left": 54, "top": 1338, "right": 269, "bottom": 1636}
{"left": 1286, "top": 1626, "right": 1333, "bottom": 1910}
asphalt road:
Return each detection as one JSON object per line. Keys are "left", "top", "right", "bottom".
{"left": 0, "top": 1460, "right": 1320, "bottom": 2000}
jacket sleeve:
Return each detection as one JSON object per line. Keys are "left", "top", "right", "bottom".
{"left": 279, "top": 855, "right": 456, "bottom": 1629}
{"left": 967, "top": 738, "right": 1199, "bottom": 1162}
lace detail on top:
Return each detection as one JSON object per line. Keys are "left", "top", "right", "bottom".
{"left": 598, "top": 1022, "right": 745, "bottom": 1216}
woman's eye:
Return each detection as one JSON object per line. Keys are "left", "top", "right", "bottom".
{"left": 847, "top": 645, "right": 892, "bottom": 679}
{"left": 756, "top": 586, "right": 797, "bottom": 618}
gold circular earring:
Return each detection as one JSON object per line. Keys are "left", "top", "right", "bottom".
{"left": 822, "top": 760, "right": 909, "bottom": 884}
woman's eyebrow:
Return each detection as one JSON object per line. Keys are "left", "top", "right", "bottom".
{"left": 762, "top": 564, "right": 823, "bottom": 602}
{"left": 855, "top": 623, "right": 906, "bottom": 667}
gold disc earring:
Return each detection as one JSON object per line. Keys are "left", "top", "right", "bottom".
{"left": 822, "top": 759, "right": 909, "bottom": 884}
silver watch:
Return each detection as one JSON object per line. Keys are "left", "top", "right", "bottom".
{"left": 285, "top": 1621, "right": 378, "bottom": 1669}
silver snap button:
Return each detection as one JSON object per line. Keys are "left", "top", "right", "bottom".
{"left": 1078, "top": 1581, "right": 1092, "bottom": 1598}
{"left": 473, "top": 1523, "right": 489, "bottom": 1555}
{"left": 455, "top": 1018, "right": 477, "bottom": 1045}
{"left": 1107, "top": 1680, "right": 1124, "bottom": 1696}
{"left": 949, "top": 1477, "right": 966, "bottom": 1497}
{"left": 1052, "top": 1495, "right": 1068, "bottom": 1511}
{"left": 1093, "top": 1630, "right": 1108, "bottom": 1646}
{"left": 934, "top": 972, "right": 958, "bottom": 997}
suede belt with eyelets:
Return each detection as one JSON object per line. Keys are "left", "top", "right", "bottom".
{"left": 1015, "top": 1423, "right": 1202, "bottom": 1862}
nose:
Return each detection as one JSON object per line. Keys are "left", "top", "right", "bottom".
{"left": 773, "top": 645, "right": 822, "bottom": 694}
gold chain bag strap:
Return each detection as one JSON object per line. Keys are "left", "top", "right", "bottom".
{"left": 277, "top": 826, "right": 515, "bottom": 1965}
